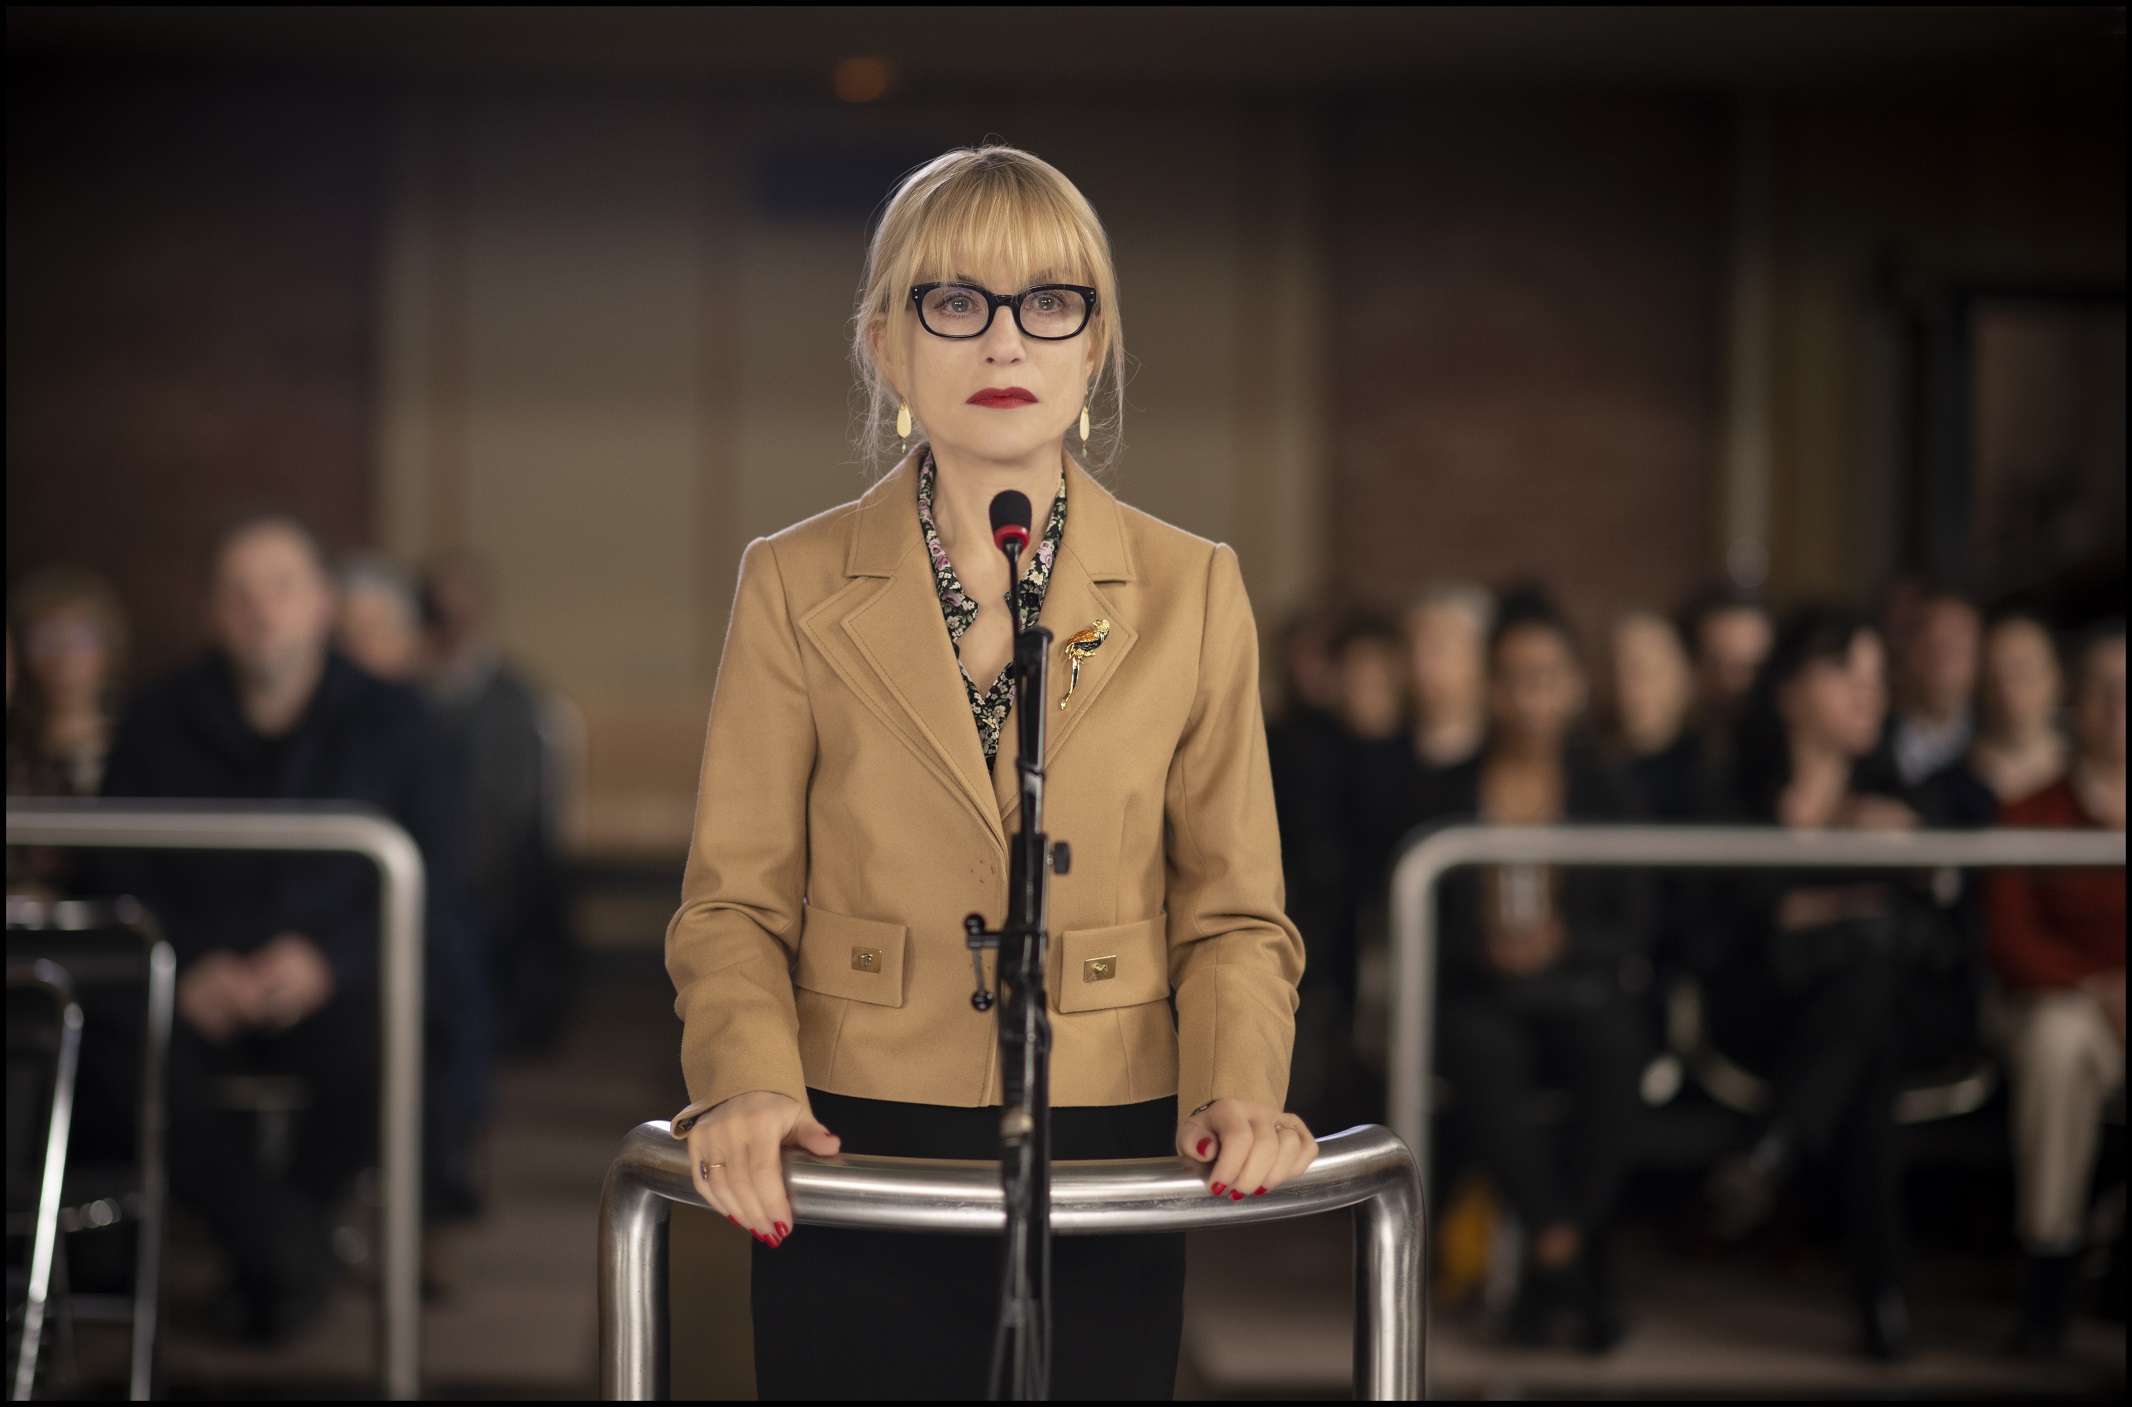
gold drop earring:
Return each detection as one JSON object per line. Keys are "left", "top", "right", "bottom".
{"left": 1078, "top": 402, "right": 1091, "bottom": 446}
{"left": 896, "top": 400, "right": 912, "bottom": 454}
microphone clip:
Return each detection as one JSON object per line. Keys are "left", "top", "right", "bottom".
{"left": 964, "top": 913, "right": 999, "bottom": 1012}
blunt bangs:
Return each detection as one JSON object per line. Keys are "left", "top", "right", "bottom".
{"left": 852, "top": 146, "right": 1127, "bottom": 474}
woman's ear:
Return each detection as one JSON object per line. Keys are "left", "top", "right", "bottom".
{"left": 867, "top": 313, "right": 899, "bottom": 396}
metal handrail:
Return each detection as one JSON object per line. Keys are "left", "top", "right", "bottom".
{"left": 5, "top": 799, "right": 427, "bottom": 1401}
{"left": 1389, "top": 823, "right": 2128, "bottom": 1179}
{"left": 599, "top": 1120, "right": 1426, "bottom": 1400}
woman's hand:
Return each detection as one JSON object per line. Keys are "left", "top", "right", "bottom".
{"left": 684, "top": 1090, "right": 841, "bottom": 1246}
{"left": 1178, "top": 1100, "right": 1318, "bottom": 1201}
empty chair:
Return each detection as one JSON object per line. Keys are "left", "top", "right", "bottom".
{"left": 7, "top": 960, "right": 82, "bottom": 1401}
{"left": 6, "top": 897, "right": 174, "bottom": 1401}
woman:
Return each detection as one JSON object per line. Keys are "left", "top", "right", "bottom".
{"left": 1967, "top": 611, "right": 2069, "bottom": 808}
{"left": 1989, "top": 621, "right": 2124, "bottom": 1356}
{"left": 1703, "top": 608, "right": 1964, "bottom": 1361}
{"left": 1405, "top": 585, "right": 1492, "bottom": 772}
{"left": 1608, "top": 609, "right": 1712, "bottom": 822}
{"left": 1421, "top": 592, "right": 1651, "bottom": 1353}
{"left": 7, "top": 568, "right": 129, "bottom": 896}
{"left": 666, "top": 146, "right": 1312, "bottom": 1400}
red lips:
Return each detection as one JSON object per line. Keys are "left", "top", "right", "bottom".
{"left": 967, "top": 386, "right": 1037, "bottom": 408}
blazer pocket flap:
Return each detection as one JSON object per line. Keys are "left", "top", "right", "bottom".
{"left": 795, "top": 905, "right": 909, "bottom": 1008}
{"left": 1055, "top": 916, "right": 1169, "bottom": 1014}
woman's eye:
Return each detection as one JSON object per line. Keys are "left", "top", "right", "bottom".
{"left": 1029, "top": 294, "right": 1060, "bottom": 312}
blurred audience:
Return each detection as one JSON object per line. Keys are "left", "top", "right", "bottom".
{"left": 1988, "top": 620, "right": 2125, "bottom": 1358}
{"left": 7, "top": 569, "right": 129, "bottom": 895}
{"left": 1405, "top": 585, "right": 1493, "bottom": 771}
{"left": 1700, "top": 607, "right": 1970, "bottom": 1361}
{"left": 1608, "top": 610, "right": 1713, "bottom": 821}
{"left": 421, "top": 554, "right": 572, "bottom": 1052}
{"left": 7, "top": 568, "right": 128, "bottom": 797}
{"left": 1269, "top": 600, "right": 1357, "bottom": 1121}
{"left": 1969, "top": 611, "right": 2070, "bottom": 807}
{"left": 1422, "top": 592, "right": 1651, "bottom": 1353}
{"left": 1889, "top": 589, "right": 1982, "bottom": 788}
{"left": 97, "top": 516, "right": 470, "bottom": 1340}
{"left": 335, "top": 552, "right": 426, "bottom": 682}
{"left": 1681, "top": 587, "right": 1773, "bottom": 787}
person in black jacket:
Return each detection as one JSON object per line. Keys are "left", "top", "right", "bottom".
{"left": 1422, "top": 591, "right": 1652, "bottom": 1353}
{"left": 1698, "top": 606, "right": 1970, "bottom": 1362}
{"left": 99, "top": 517, "right": 469, "bottom": 1341}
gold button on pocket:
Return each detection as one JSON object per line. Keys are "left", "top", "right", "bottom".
{"left": 1082, "top": 955, "right": 1118, "bottom": 983}
{"left": 851, "top": 947, "right": 883, "bottom": 973}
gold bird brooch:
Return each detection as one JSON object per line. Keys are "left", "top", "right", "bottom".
{"left": 1060, "top": 620, "right": 1111, "bottom": 709}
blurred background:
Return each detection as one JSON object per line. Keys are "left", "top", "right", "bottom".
{"left": 5, "top": 5, "right": 2124, "bottom": 1399}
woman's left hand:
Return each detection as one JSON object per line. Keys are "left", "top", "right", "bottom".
{"left": 1178, "top": 1100, "right": 1318, "bottom": 1200}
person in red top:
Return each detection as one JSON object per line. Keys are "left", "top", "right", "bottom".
{"left": 1988, "top": 619, "right": 2125, "bottom": 1357}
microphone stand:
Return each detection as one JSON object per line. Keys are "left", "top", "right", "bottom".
{"left": 964, "top": 513, "right": 1068, "bottom": 1401}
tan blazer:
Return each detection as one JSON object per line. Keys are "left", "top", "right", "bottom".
{"left": 667, "top": 454, "right": 1303, "bottom": 1133}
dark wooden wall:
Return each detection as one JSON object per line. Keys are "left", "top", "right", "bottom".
{"left": 7, "top": 63, "right": 386, "bottom": 679}
{"left": 1325, "top": 94, "right": 1727, "bottom": 642}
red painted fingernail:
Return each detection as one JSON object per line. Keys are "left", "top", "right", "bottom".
{"left": 1196, "top": 1138, "right": 1211, "bottom": 1157}
{"left": 1230, "top": 1190, "right": 1245, "bottom": 1201}
{"left": 774, "top": 1222, "right": 791, "bottom": 1238}
{"left": 727, "top": 1215, "right": 741, "bottom": 1227}
{"left": 1210, "top": 1182, "right": 1226, "bottom": 1196}
{"left": 1254, "top": 1187, "right": 1267, "bottom": 1196}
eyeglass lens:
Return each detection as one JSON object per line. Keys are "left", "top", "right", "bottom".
{"left": 917, "top": 284, "right": 1089, "bottom": 340}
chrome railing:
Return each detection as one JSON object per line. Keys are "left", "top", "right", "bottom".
{"left": 599, "top": 1120, "right": 1426, "bottom": 1400}
{"left": 5, "top": 799, "right": 427, "bottom": 1401}
{"left": 1389, "top": 824, "right": 2128, "bottom": 1182}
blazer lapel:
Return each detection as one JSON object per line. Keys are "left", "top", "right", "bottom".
{"left": 800, "top": 457, "right": 1006, "bottom": 854}
{"left": 992, "top": 459, "right": 1140, "bottom": 823}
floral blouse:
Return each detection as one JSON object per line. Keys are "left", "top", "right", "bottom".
{"left": 916, "top": 452, "right": 1067, "bottom": 764}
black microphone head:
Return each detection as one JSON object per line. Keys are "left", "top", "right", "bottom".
{"left": 990, "top": 490, "right": 1033, "bottom": 555}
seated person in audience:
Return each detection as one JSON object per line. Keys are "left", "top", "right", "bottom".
{"left": 1967, "top": 610, "right": 2069, "bottom": 810}
{"left": 1702, "top": 607, "right": 1967, "bottom": 1361}
{"left": 99, "top": 516, "right": 466, "bottom": 1340}
{"left": 421, "top": 554, "right": 570, "bottom": 1052}
{"left": 1297, "top": 612, "right": 1407, "bottom": 1109}
{"left": 1425, "top": 591, "right": 1651, "bottom": 1353}
{"left": 336, "top": 552, "right": 426, "bottom": 682}
{"left": 1988, "top": 620, "right": 2125, "bottom": 1358}
{"left": 1404, "top": 584, "right": 1493, "bottom": 772}
{"left": 1680, "top": 586, "right": 1772, "bottom": 789}
{"left": 7, "top": 569, "right": 130, "bottom": 895}
{"left": 1888, "top": 588, "right": 1981, "bottom": 788}
{"left": 1268, "top": 599, "right": 1362, "bottom": 1125}
{"left": 1609, "top": 609, "right": 1716, "bottom": 821}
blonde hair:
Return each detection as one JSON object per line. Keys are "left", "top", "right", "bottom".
{"left": 853, "top": 145, "right": 1127, "bottom": 474}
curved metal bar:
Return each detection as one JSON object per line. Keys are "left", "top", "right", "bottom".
{"left": 599, "top": 1121, "right": 1425, "bottom": 1400}
{"left": 1388, "top": 824, "right": 2127, "bottom": 1179}
{"left": 4, "top": 799, "right": 427, "bottom": 1401}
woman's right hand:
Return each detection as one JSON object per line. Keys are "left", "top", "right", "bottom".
{"left": 684, "top": 1090, "right": 841, "bottom": 1246}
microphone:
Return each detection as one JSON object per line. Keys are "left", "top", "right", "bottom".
{"left": 989, "top": 490, "right": 1033, "bottom": 557}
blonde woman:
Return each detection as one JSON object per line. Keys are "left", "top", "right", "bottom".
{"left": 666, "top": 146, "right": 1312, "bottom": 1397}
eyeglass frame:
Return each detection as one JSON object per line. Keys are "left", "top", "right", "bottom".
{"left": 908, "top": 281, "right": 1100, "bottom": 341}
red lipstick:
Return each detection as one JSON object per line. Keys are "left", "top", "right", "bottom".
{"left": 967, "top": 386, "right": 1037, "bottom": 409}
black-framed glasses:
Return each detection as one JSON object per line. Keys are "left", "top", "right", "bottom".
{"left": 910, "top": 282, "right": 1098, "bottom": 340}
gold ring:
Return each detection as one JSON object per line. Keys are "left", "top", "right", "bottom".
{"left": 700, "top": 1161, "right": 725, "bottom": 1176}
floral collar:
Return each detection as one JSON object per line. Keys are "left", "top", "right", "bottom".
{"left": 915, "top": 452, "right": 1068, "bottom": 763}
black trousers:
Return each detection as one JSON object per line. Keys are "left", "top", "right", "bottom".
{"left": 165, "top": 997, "right": 377, "bottom": 1316}
{"left": 1437, "top": 987, "right": 1645, "bottom": 1236}
{"left": 751, "top": 1090, "right": 1185, "bottom": 1401}
{"left": 1709, "top": 946, "right": 1906, "bottom": 1294}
